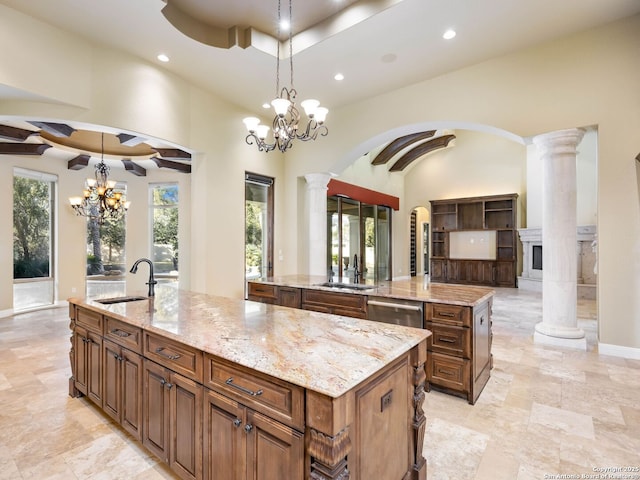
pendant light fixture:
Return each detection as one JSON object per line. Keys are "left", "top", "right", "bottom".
{"left": 243, "top": 0, "right": 328, "bottom": 153}
{"left": 69, "top": 132, "right": 130, "bottom": 224}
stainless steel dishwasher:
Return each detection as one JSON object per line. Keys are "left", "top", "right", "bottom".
{"left": 366, "top": 296, "right": 424, "bottom": 329}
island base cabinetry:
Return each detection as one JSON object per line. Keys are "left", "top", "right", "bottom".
{"left": 69, "top": 303, "right": 427, "bottom": 480}
{"left": 425, "top": 300, "right": 491, "bottom": 405}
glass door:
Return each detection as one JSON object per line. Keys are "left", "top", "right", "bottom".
{"left": 327, "top": 196, "right": 391, "bottom": 282}
{"left": 245, "top": 173, "right": 274, "bottom": 289}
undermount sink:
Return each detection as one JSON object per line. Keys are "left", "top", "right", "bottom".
{"left": 317, "top": 282, "right": 375, "bottom": 291}
{"left": 95, "top": 295, "right": 148, "bottom": 304}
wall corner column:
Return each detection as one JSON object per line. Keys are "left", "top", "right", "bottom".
{"left": 533, "top": 128, "right": 587, "bottom": 350}
{"left": 304, "top": 173, "right": 334, "bottom": 276}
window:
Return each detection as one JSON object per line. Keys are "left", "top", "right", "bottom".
{"left": 150, "top": 183, "right": 179, "bottom": 282}
{"left": 85, "top": 184, "right": 128, "bottom": 298}
{"left": 245, "top": 173, "right": 274, "bottom": 291}
{"left": 13, "top": 168, "right": 57, "bottom": 310}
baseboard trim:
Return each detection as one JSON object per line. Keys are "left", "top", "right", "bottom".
{"left": 598, "top": 342, "right": 640, "bottom": 360}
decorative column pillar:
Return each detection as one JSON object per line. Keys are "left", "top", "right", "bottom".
{"left": 533, "top": 128, "right": 587, "bottom": 350}
{"left": 305, "top": 173, "right": 334, "bottom": 277}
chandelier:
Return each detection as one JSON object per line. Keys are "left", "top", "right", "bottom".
{"left": 242, "top": 0, "right": 328, "bottom": 153}
{"left": 68, "top": 133, "right": 130, "bottom": 224}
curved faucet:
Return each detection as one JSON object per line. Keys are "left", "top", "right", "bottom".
{"left": 130, "top": 258, "right": 157, "bottom": 297}
{"left": 353, "top": 253, "right": 360, "bottom": 283}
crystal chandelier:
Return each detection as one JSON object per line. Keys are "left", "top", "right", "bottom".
{"left": 243, "top": 0, "right": 328, "bottom": 153}
{"left": 68, "top": 133, "right": 130, "bottom": 224}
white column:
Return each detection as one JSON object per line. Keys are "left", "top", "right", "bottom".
{"left": 533, "top": 128, "right": 587, "bottom": 350}
{"left": 304, "top": 173, "right": 333, "bottom": 277}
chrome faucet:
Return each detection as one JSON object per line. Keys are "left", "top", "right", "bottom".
{"left": 130, "top": 258, "right": 157, "bottom": 297}
{"left": 353, "top": 253, "right": 360, "bottom": 283}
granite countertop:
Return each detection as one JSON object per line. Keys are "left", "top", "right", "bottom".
{"left": 70, "top": 285, "right": 430, "bottom": 399}
{"left": 252, "top": 275, "right": 495, "bottom": 306}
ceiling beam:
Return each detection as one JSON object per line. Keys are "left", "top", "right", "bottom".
{"left": 389, "top": 134, "right": 456, "bottom": 172}
{"left": 151, "top": 157, "right": 191, "bottom": 173}
{"left": 0, "top": 124, "right": 39, "bottom": 141}
{"left": 0, "top": 143, "right": 52, "bottom": 155}
{"left": 122, "top": 159, "right": 147, "bottom": 176}
{"left": 152, "top": 148, "right": 191, "bottom": 161}
{"left": 67, "top": 154, "right": 90, "bottom": 170}
{"left": 371, "top": 131, "right": 436, "bottom": 166}
{"left": 28, "top": 121, "right": 76, "bottom": 138}
{"left": 117, "top": 133, "right": 147, "bottom": 147}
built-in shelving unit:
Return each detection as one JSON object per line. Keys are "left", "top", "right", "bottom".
{"left": 430, "top": 193, "right": 518, "bottom": 287}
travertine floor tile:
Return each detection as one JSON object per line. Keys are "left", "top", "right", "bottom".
{"left": 1, "top": 289, "right": 638, "bottom": 479}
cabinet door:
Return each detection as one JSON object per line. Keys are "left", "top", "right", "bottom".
{"left": 143, "top": 359, "right": 171, "bottom": 462}
{"left": 246, "top": 410, "right": 304, "bottom": 480}
{"left": 121, "top": 348, "right": 143, "bottom": 440}
{"left": 495, "top": 261, "right": 515, "bottom": 287}
{"left": 430, "top": 259, "right": 446, "bottom": 282}
{"left": 204, "top": 389, "right": 246, "bottom": 480}
{"left": 170, "top": 373, "right": 203, "bottom": 480}
{"left": 87, "top": 330, "right": 103, "bottom": 407}
{"left": 73, "top": 326, "right": 89, "bottom": 396}
{"left": 277, "top": 287, "right": 301, "bottom": 308}
{"left": 103, "top": 339, "right": 122, "bottom": 423}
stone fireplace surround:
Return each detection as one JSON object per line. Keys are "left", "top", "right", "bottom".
{"left": 517, "top": 225, "right": 596, "bottom": 299}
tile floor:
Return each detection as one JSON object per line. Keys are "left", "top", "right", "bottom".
{"left": 0, "top": 288, "right": 638, "bottom": 479}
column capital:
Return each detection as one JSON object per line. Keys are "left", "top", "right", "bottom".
{"left": 304, "top": 172, "right": 335, "bottom": 191}
{"left": 533, "top": 128, "right": 585, "bottom": 157}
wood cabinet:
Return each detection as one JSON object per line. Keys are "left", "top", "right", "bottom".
{"left": 69, "top": 300, "right": 428, "bottom": 480}
{"left": 301, "top": 288, "right": 367, "bottom": 318}
{"left": 203, "top": 388, "right": 304, "bottom": 480}
{"left": 103, "top": 339, "right": 143, "bottom": 440}
{"left": 430, "top": 193, "right": 518, "bottom": 287}
{"left": 143, "top": 358, "right": 203, "bottom": 480}
{"left": 425, "top": 299, "right": 492, "bottom": 404}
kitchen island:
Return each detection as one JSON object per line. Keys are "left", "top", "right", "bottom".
{"left": 68, "top": 286, "right": 430, "bottom": 480}
{"left": 248, "top": 276, "right": 495, "bottom": 404}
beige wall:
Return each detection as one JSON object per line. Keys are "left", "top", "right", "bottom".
{"left": 0, "top": 5, "right": 638, "bottom": 352}
{"left": 285, "top": 16, "right": 640, "bottom": 350}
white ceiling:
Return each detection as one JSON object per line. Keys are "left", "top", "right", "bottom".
{"left": 1, "top": 0, "right": 639, "bottom": 116}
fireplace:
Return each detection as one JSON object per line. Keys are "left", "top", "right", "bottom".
{"left": 517, "top": 225, "right": 596, "bottom": 299}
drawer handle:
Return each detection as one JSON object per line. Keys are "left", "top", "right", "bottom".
{"left": 155, "top": 347, "right": 181, "bottom": 361}
{"left": 480, "top": 316, "right": 485, "bottom": 325}
{"left": 110, "top": 328, "right": 131, "bottom": 338}
{"left": 438, "top": 312, "right": 455, "bottom": 318}
{"left": 438, "top": 337, "right": 456, "bottom": 344}
{"left": 226, "top": 377, "right": 263, "bottom": 397}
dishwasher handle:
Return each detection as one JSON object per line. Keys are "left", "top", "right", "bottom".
{"left": 367, "top": 299, "right": 422, "bottom": 312}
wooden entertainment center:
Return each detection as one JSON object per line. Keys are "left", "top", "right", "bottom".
{"left": 430, "top": 193, "right": 518, "bottom": 288}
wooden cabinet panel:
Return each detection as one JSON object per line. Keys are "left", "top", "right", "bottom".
{"left": 247, "top": 409, "right": 304, "bottom": 480}
{"left": 301, "top": 289, "right": 367, "bottom": 318}
{"left": 495, "top": 260, "right": 515, "bottom": 287}
{"left": 204, "top": 356, "right": 304, "bottom": 431}
{"left": 103, "top": 339, "right": 143, "bottom": 440}
{"left": 277, "top": 287, "right": 301, "bottom": 309}
{"left": 143, "top": 359, "right": 203, "bottom": 480}
{"left": 426, "top": 303, "right": 471, "bottom": 327}
{"left": 428, "top": 352, "right": 469, "bottom": 392}
{"left": 104, "top": 316, "right": 142, "bottom": 353}
{"left": 144, "top": 332, "right": 203, "bottom": 383}
{"left": 73, "top": 326, "right": 89, "bottom": 396}
{"left": 247, "top": 283, "right": 277, "bottom": 304}
{"left": 426, "top": 322, "right": 470, "bottom": 358}
{"left": 87, "top": 330, "right": 103, "bottom": 407}
{"left": 76, "top": 307, "right": 102, "bottom": 333}
{"left": 204, "top": 389, "right": 245, "bottom": 480}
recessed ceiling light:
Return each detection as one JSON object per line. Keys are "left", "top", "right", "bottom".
{"left": 443, "top": 29, "right": 456, "bottom": 40}
{"left": 157, "top": 53, "right": 170, "bottom": 62}
{"left": 262, "top": 103, "right": 271, "bottom": 109}
{"left": 334, "top": 73, "right": 344, "bottom": 81}
{"left": 280, "top": 19, "right": 290, "bottom": 31}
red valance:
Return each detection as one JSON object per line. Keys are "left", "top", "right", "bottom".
{"left": 327, "top": 179, "right": 400, "bottom": 210}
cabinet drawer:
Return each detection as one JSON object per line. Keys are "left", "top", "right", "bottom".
{"left": 425, "top": 303, "right": 470, "bottom": 327}
{"left": 143, "top": 333, "right": 203, "bottom": 383}
{"left": 104, "top": 317, "right": 142, "bottom": 353}
{"left": 301, "top": 289, "right": 367, "bottom": 318}
{"left": 426, "top": 322, "right": 470, "bottom": 358}
{"left": 205, "top": 355, "right": 304, "bottom": 431}
{"left": 248, "top": 283, "right": 277, "bottom": 300}
{"left": 76, "top": 307, "right": 103, "bottom": 333}
{"left": 428, "top": 352, "right": 469, "bottom": 392}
